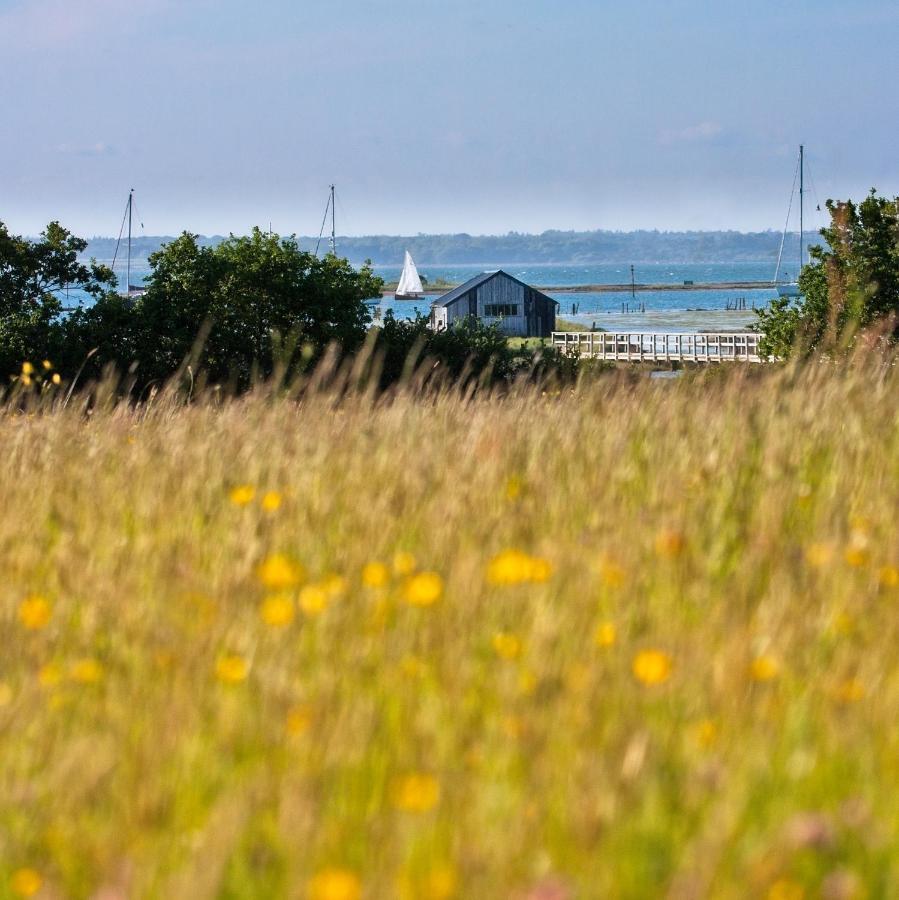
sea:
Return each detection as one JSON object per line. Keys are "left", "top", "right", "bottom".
{"left": 75, "top": 259, "right": 785, "bottom": 333}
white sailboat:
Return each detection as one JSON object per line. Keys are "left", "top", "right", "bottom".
{"left": 111, "top": 189, "right": 147, "bottom": 298}
{"left": 773, "top": 145, "right": 806, "bottom": 298}
{"left": 395, "top": 251, "right": 425, "bottom": 299}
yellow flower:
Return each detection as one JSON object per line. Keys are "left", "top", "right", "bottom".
{"left": 486, "top": 549, "right": 553, "bottom": 585}
{"left": 257, "top": 553, "right": 304, "bottom": 590}
{"left": 0, "top": 682, "right": 13, "bottom": 707}
{"left": 834, "top": 678, "right": 865, "bottom": 704}
{"left": 878, "top": 565, "right": 899, "bottom": 588}
{"left": 18, "top": 595, "right": 52, "bottom": 630}
{"left": 21, "top": 361, "right": 34, "bottom": 376}
{"left": 632, "top": 649, "right": 672, "bottom": 685}
{"left": 286, "top": 705, "right": 313, "bottom": 736}
{"left": 261, "top": 490, "right": 282, "bottom": 512}
{"left": 307, "top": 868, "right": 362, "bottom": 900}
{"left": 844, "top": 545, "right": 869, "bottom": 567}
{"left": 654, "top": 529, "right": 685, "bottom": 559}
{"left": 391, "top": 772, "right": 441, "bottom": 813}
{"left": 505, "top": 475, "right": 522, "bottom": 500}
{"left": 691, "top": 719, "right": 718, "bottom": 749}
{"left": 229, "top": 484, "right": 256, "bottom": 506}
{"left": 492, "top": 632, "right": 522, "bottom": 660}
{"left": 750, "top": 655, "right": 779, "bottom": 682}
{"left": 518, "top": 669, "right": 538, "bottom": 695}
{"left": 215, "top": 654, "right": 249, "bottom": 684}
{"left": 42, "top": 359, "right": 52, "bottom": 370}
{"left": 767, "top": 879, "right": 805, "bottom": 900}
{"left": 594, "top": 621, "right": 617, "bottom": 648}
{"left": 404, "top": 571, "right": 443, "bottom": 606}
{"left": 393, "top": 551, "right": 417, "bottom": 575}
{"left": 70, "top": 658, "right": 104, "bottom": 684}
{"left": 422, "top": 865, "right": 458, "bottom": 900}
{"left": 804, "top": 542, "right": 834, "bottom": 568}
{"left": 38, "top": 663, "right": 61, "bottom": 687}
{"left": 10, "top": 868, "right": 42, "bottom": 897}
{"left": 261, "top": 593, "right": 296, "bottom": 627}
{"left": 51, "top": 373, "right": 62, "bottom": 385}
{"left": 598, "top": 559, "right": 626, "bottom": 588}
{"left": 362, "top": 561, "right": 390, "bottom": 588}
{"left": 299, "top": 584, "right": 330, "bottom": 616}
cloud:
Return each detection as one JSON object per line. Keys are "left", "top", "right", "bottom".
{"left": 659, "top": 121, "right": 723, "bottom": 145}
{"left": 55, "top": 141, "right": 115, "bottom": 158}
{"left": 0, "top": 0, "right": 171, "bottom": 50}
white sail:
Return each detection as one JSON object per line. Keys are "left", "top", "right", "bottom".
{"left": 396, "top": 250, "right": 424, "bottom": 295}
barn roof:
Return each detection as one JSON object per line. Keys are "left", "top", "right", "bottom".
{"left": 431, "top": 270, "right": 558, "bottom": 308}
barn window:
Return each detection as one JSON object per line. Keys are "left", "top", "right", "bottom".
{"left": 484, "top": 304, "right": 519, "bottom": 317}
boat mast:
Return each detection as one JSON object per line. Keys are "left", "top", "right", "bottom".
{"left": 127, "top": 188, "right": 133, "bottom": 293}
{"left": 799, "top": 145, "right": 804, "bottom": 274}
{"left": 329, "top": 184, "right": 336, "bottom": 256}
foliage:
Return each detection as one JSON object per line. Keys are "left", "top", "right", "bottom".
{"left": 0, "top": 221, "right": 114, "bottom": 376}
{"left": 1, "top": 360, "right": 898, "bottom": 896}
{"left": 757, "top": 191, "right": 899, "bottom": 358}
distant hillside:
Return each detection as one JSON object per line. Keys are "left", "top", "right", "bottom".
{"left": 83, "top": 229, "right": 819, "bottom": 266}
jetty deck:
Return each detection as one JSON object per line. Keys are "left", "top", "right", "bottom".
{"left": 552, "top": 331, "right": 765, "bottom": 363}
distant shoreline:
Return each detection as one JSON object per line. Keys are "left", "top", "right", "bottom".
{"left": 380, "top": 280, "right": 777, "bottom": 296}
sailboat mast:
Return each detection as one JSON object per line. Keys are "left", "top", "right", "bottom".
{"left": 127, "top": 189, "right": 133, "bottom": 294}
{"left": 799, "top": 145, "right": 804, "bottom": 274}
{"left": 329, "top": 184, "right": 336, "bottom": 256}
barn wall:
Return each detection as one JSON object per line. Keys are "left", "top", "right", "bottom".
{"left": 439, "top": 274, "right": 557, "bottom": 337}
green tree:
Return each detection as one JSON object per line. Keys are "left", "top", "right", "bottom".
{"left": 756, "top": 191, "right": 899, "bottom": 358}
{"left": 130, "top": 229, "right": 383, "bottom": 385}
{"left": 0, "top": 221, "right": 114, "bottom": 375}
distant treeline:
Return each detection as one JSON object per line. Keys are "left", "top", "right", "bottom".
{"left": 82, "top": 230, "right": 819, "bottom": 266}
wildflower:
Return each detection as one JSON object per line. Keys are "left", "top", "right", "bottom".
{"left": 362, "top": 561, "right": 390, "bottom": 588}
{"left": 299, "top": 584, "right": 330, "bottom": 616}
{"left": 286, "top": 705, "right": 313, "bottom": 736}
{"left": 834, "top": 678, "right": 865, "bottom": 704}
{"left": 598, "top": 559, "right": 626, "bottom": 588}
{"left": 391, "top": 773, "right": 441, "bottom": 812}
{"left": 878, "top": 565, "right": 899, "bottom": 588}
{"left": 632, "top": 649, "right": 672, "bottom": 685}
{"left": 767, "top": 879, "right": 805, "bottom": 900}
{"left": 505, "top": 475, "right": 522, "bottom": 500}
{"left": 404, "top": 571, "right": 443, "bottom": 606}
{"left": 844, "top": 545, "right": 869, "bottom": 567}
{"left": 750, "top": 655, "right": 779, "bottom": 682}
{"left": 257, "top": 553, "right": 304, "bottom": 590}
{"left": 393, "top": 551, "right": 417, "bottom": 575}
{"left": 691, "top": 719, "right": 718, "bottom": 749}
{"left": 10, "top": 868, "right": 42, "bottom": 897}
{"left": 229, "top": 484, "right": 256, "bottom": 506}
{"left": 261, "top": 490, "right": 282, "bottom": 512}
{"left": 42, "top": 360, "right": 52, "bottom": 370}
{"left": 486, "top": 549, "right": 552, "bottom": 585}
{"left": 261, "top": 593, "right": 296, "bottom": 627}
{"left": 654, "top": 529, "right": 685, "bottom": 559}
{"left": 21, "top": 374, "right": 32, "bottom": 387}
{"left": 594, "top": 621, "right": 617, "bottom": 648}
{"left": 18, "top": 595, "right": 52, "bottom": 630}
{"left": 422, "top": 865, "right": 458, "bottom": 900}
{"left": 518, "top": 669, "right": 538, "bottom": 695}
{"left": 492, "top": 632, "right": 522, "bottom": 660}
{"left": 21, "top": 361, "right": 34, "bottom": 376}
{"left": 215, "top": 654, "right": 249, "bottom": 684}
{"left": 38, "top": 663, "right": 61, "bottom": 687}
{"left": 307, "top": 868, "right": 362, "bottom": 900}
{"left": 51, "top": 373, "right": 61, "bottom": 386}
{"left": 804, "top": 542, "right": 833, "bottom": 568}
{"left": 70, "top": 658, "right": 104, "bottom": 684}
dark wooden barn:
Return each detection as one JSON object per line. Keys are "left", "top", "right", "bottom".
{"left": 429, "top": 270, "right": 558, "bottom": 338}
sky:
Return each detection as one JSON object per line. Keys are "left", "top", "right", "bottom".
{"left": 2, "top": 0, "right": 898, "bottom": 238}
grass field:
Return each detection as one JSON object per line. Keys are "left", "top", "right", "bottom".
{"left": 1, "top": 355, "right": 898, "bottom": 899}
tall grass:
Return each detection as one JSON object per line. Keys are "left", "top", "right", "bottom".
{"left": 1, "top": 354, "right": 897, "bottom": 899}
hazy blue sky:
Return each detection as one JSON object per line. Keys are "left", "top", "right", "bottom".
{"left": 3, "top": 0, "right": 898, "bottom": 237}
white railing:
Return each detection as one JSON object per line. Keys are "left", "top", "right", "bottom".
{"left": 551, "top": 331, "right": 765, "bottom": 363}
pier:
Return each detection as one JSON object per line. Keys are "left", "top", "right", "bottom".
{"left": 551, "top": 331, "right": 765, "bottom": 363}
